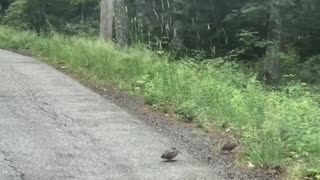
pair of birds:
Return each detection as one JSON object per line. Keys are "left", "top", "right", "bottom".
{"left": 161, "top": 141, "right": 239, "bottom": 161}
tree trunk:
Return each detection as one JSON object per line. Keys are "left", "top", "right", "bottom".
{"left": 264, "top": 0, "right": 282, "bottom": 85}
{"left": 113, "top": 0, "right": 129, "bottom": 46}
{"left": 135, "top": 0, "right": 145, "bottom": 33}
{"left": 81, "top": 1, "right": 85, "bottom": 23}
{"left": 100, "top": 0, "right": 113, "bottom": 41}
{"left": 170, "top": 20, "right": 184, "bottom": 50}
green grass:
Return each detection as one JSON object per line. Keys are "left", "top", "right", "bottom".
{"left": 0, "top": 26, "right": 319, "bottom": 178}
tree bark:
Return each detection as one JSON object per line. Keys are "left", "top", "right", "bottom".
{"left": 171, "top": 20, "right": 184, "bottom": 50}
{"left": 264, "top": 0, "right": 282, "bottom": 85}
{"left": 81, "top": 1, "right": 85, "bottom": 23}
{"left": 113, "top": 0, "right": 129, "bottom": 46}
{"left": 100, "top": 0, "right": 113, "bottom": 41}
{"left": 135, "top": 0, "right": 145, "bottom": 33}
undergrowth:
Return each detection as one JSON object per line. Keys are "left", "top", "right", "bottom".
{"left": 0, "top": 26, "right": 319, "bottom": 179}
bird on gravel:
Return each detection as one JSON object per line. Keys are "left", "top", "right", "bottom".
{"left": 221, "top": 141, "right": 239, "bottom": 152}
{"left": 222, "top": 122, "right": 230, "bottom": 129}
{"left": 161, "top": 147, "right": 181, "bottom": 161}
{"left": 222, "top": 122, "right": 232, "bottom": 132}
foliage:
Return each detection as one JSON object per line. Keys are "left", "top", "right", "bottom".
{"left": 1, "top": 0, "right": 320, "bottom": 83}
{"left": 2, "top": 0, "right": 29, "bottom": 29}
{"left": 227, "top": 30, "right": 271, "bottom": 61}
{"left": 2, "top": 0, "right": 100, "bottom": 34}
{"left": 298, "top": 55, "right": 320, "bottom": 84}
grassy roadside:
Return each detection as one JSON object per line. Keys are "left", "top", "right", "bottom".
{"left": 0, "top": 26, "right": 319, "bottom": 179}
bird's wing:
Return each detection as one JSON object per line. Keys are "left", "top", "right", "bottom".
{"left": 161, "top": 150, "right": 171, "bottom": 158}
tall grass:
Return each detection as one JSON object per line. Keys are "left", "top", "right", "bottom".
{"left": 0, "top": 26, "right": 319, "bottom": 178}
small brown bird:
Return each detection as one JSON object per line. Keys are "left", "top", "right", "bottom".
{"left": 221, "top": 141, "right": 239, "bottom": 152}
{"left": 222, "top": 122, "right": 230, "bottom": 129}
{"left": 161, "top": 147, "right": 181, "bottom": 161}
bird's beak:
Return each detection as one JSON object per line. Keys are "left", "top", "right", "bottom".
{"left": 178, "top": 151, "right": 182, "bottom": 154}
